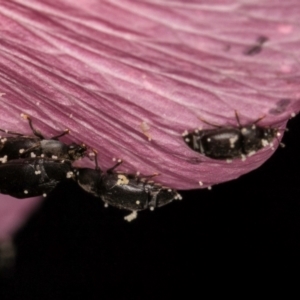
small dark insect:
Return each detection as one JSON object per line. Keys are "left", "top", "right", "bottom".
{"left": 182, "top": 111, "right": 281, "bottom": 160}
{"left": 244, "top": 36, "right": 268, "bottom": 56}
{"left": 0, "top": 158, "right": 74, "bottom": 198}
{"left": 74, "top": 151, "right": 182, "bottom": 221}
{"left": 0, "top": 114, "right": 87, "bottom": 163}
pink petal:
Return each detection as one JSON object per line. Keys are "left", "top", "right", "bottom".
{"left": 0, "top": 0, "right": 300, "bottom": 239}
{"left": 0, "top": 195, "right": 40, "bottom": 241}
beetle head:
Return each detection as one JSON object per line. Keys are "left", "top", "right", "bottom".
{"left": 67, "top": 143, "right": 87, "bottom": 160}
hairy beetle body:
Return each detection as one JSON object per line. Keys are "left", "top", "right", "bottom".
{"left": 0, "top": 115, "right": 86, "bottom": 162}
{"left": 75, "top": 154, "right": 181, "bottom": 221}
{"left": 0, "top": 158, "right": 74, "bottom": 198}
{"left": 183, "top": 113, "right": 279, "bottom": 160}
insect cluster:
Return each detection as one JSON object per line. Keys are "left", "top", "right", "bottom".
{"left": 0, "top": 111, "right": 283, "bottom": 221}
{"left": 0, "top": 115, "right": 181, "bottom": 221}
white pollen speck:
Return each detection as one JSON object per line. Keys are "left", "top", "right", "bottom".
{"left": 140, "top": 121, "right": 152, "bottom": 141}
{"left": 0, "top": 155, "right": 8, "bottom": 163}
{"left": 207, "top": 186, "right": 212, "bottom": 190}
{"left": 149, "top": 207, "right": 154, "bottom": 211}
{"left": 291, "top": 112, "right": 296, "bottom": 118}
{"left": 24, "top": 190, "right": 28, "bottom": 194}
{"left": 34, "top": 170, "right": 41, "bottom": 175}
{"left": 185, "top": 138, "right": 190, "bottom": 143}
{"left": 43, "top": 193, "right": 47, "bottom": 197}
{"left": 41, "top": 154, "right": 44, "bottom": 158}
{"left": 252, "top": 125, "right": 256, "bottom": 130}
{"left": 30, "top": 152, "right": 36, "bottom": 158}
{"left": 124, "top": 211, "right": 137, "bottom": 222}
{"left": 117, "top": 159, "right": 122, "bottom": 163}
{"left": 116, "top": 174, "right": 129, "bottom": 185}
{"left": 194, "top": 129, "right": 199, "bottom": 134}
{"left": 241, "top": 128, "right": 247, "bottom": 135}
{"left": 229, "top": 136, "right": 238, "bottom": 148}
{"left": 280, "top": 143, "right": 286, "bottom": 148}
{"left": 241, "top": 155, "right": 246, "bottom": 161}
{"left": 136, "top": 171, "right": 140, "bottom": 176}
{"left": 226, "top": 159, "right": 232, "bottom": 163}
{"left": 207, "top": 138, "right": 211, "bottom": 142}
{"left": 66, "top": 171, "right": 74, "bottom": 178}
{"left": 112, "top": 157, "right": 116, "bottom": 161}
{"left": 61, "top": 160, "right": 65, "bottom": 163}
{"left": 1, "top": 138, "right": 7, "bottom": 143}
{"left": 52, "top": 155, "right": 58, "bottom": 159}
{"left": 199, "top": 181, "right": 203, "bottom": 186}
{"left": 247, "top": 151, "right": 256, "bottom": 157}
{"left": 136, "top": 200, "right": 140, "bottom": 205}
{"left": 19, "top": 148, "right": 25, "bottom": 153}
{"left": 182, "top": 130, "right": 188, "bottom": 136}
{"left": 175, "top": 193, "right": 182, "bottom": 200}
{"left": 168, "top": 189, "right": 172, "bottom": 192}
{"left": 277, "top": 132, "right": 281, "bottom": 137}
{"left": 104, "top": 203, "right": 109, "bottom": 208}
{"left": 261, "top": 139, "right": 269, "bottom": 147}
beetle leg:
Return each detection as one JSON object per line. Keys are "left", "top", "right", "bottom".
{"left": 135, "top": 173, "right": 160, "bottom": 186}
{"left": 0, "top": 128, "right": 24, "bottom": 136}
{"left": 90, "top": 149, "right": 103, "bottom": 172}
{"left": 107, "top": 160, "right": 123, "bottom": 174}
{"left": 136, "top": 173, "right": 160, "bottom": 181}
{"left": 144, "top": 173, "right": 160, "bottom": 178}
{"left": 19, "top": 144, "right": 40, "bottom": 157}
{"left": 22, "top": 115, "right": 45, "bottom": 139}
{"left": 252, "top": 114, "right": 265, "bottom": 125}
{"left": 51, "top": 129, "right": 69, "bottom": 140}
{"left": 148, "top": 189, "right": 160, "bottom": 209}
{"left": 198, "top": 116, "right": 222, "bottom": 128}
{"left": 234, "top": 111, "right": 242, "bottom": 127}
{"left": 235, "top": 110, "right": 265, "bottom": 127}
{"left": 124, "top": 211, "right": 138, "bottom": 222}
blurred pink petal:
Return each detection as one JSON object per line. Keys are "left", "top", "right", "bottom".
{"left": 0, "top": 0, "right": 300, "bottom": 240}
{"left": 0, "top": 195, "right": 40, "bottom": 241}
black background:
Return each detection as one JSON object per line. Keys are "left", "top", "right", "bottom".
{"left": 1, "top": 114, "right": 300, "bottom": 298}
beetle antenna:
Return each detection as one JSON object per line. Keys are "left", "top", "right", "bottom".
{"left": 252, "top": 114, "right": 265, "bottom": 125}
{"left": 107, "top": 158, "right": 123, "bottom": 174}
{"left": 197, "top": 116, "right": 221, "bottom": 128}
{"left": 235, "top": 111, "right": 242, "bottom": 127}
{"left": 51, "top": 129, "right": 70, "bottom": 140}
{"left": 21, "top": 114, "right": 44, "bottom": 139}
{"left": 91, "top": 149, "right": 100, "bottom": 170}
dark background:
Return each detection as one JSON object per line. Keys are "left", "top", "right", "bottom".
{"left": 1, "top": 114, "right": 300, "bottom": 298}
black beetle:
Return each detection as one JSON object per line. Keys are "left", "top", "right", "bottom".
{"left": 74, "top": 152, "right": 182, "bottom": 221}
{"left": 0, "top": 158, "right": 74, "bottom": 198}
{"left": 0, "top": 114, "right": 87, "bottom": 163}
{"left": 182, "top": 111, "right": 281, "bottom": 160}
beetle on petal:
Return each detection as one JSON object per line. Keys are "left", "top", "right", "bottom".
{"left": 74, "top": 151, "right": 182, "bottom": 221}
{"left": 0, "top": 114, "right": 87, "bottom": 163}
